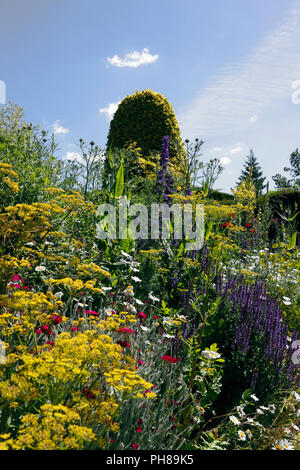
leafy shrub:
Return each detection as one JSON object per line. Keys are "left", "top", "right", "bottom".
{"left": 257, "top": 190, "right": 300, "bottom": 243}
{"left": 106, "top": 90, "right": 185, "bottom": 176}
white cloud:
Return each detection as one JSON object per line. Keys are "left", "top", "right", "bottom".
{"left": 207, "top": 142, "right": 246, "bottom": 166}
{"left": 63, "top": 151, "right": 83, "bottom": 163}
{"left": 99, "top": 101, "right": 120, "bottom": 121}
{"left": 249, "top": 115, "right": 258, "bottom": 124}
{"left": 180, "top": 1, "right": 300, "bottom": 139}
{"left": 52, "top": 120, "right": 69, "bottom": 135}
{"left": 230, "top": 146, "right": 242, "bottom": 155}
{"left": 107, "top": 48, "right": 158, "bottom": 68}
{"left": 220, "top": 156, "right": 232, "bottom": 166}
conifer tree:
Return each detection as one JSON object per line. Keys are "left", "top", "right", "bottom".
{"left": 237, "top": 149, "right": 266, "bottom": 195}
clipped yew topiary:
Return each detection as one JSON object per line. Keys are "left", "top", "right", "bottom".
{"left": 106, "top": 90, "right": 185, "bottom": 173}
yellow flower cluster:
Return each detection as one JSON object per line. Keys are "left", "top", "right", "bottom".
{"left": 77, "top": 263, "right": 111, "bottom": 278}
{"left": 47, "top": 277, "right": 103, "bottom": 294}
{"left": 0, "top": 290, "right": 63, "bottom": 336}
{"left": 104, "top": 368, "right": 156, "bottom": 397}
{"left": 0, "top": 404, "right": 97, "bottom": 450}
{"left": 0, "top": 163, "right": 19, "bottom": 194}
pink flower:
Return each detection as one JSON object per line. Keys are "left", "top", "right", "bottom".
{"left": 132, "top": 443, "right": 139, "bottom": 450}
{"left": 136, "top": 427, "right": 142, "bottom": 433}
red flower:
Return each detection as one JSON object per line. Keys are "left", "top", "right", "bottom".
{"left": 250, "top": 229, "right": 256, "bottom": 233}
{"left": 116, "top": 340, "right": 130, "bottom": 348}
{"left": 137, "top": 312, "right": 147, "bottom": 320}
{"left": 52, "top": 315, "right": 62, "bottom": 325}
{"left": 83, "top": 388, "right": 96, "bottom": 399}
{"left": 84, "top": 310, "right": 99, "bottom": 316}
{"left": 117, "top": 327, "right": 134, "bottom": 334}
{"left": 46, "top": 341, "right": 54, "bottom": 346}
{"left": 71, "top": 326, "right": 80, "bottom": 331}
{"left": 136, "top": 427, "right": 142, "bottom": 432}
{"left": 41, "top": 324, "right": 50, "bottom": 332}
{"left": 35, "top": 329, "right": 42, "bottom": 334}
{"left": 246, "top": 223, "right": 252, "bottom": 228}
{"left": 161, "top": 354, "right": 181, "bottom": 363}
{"left": 137, "top": 359, "right": 144, "bottom": 366}
{"left": 153, "top": 315, "right": 159, "bottom": 320}
{"left": 132, "top": 443, "right": 139, "bottom": 450}
{"left": 137, "top": 419, "right": 143, "bottom": 425}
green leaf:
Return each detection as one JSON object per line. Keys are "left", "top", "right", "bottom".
{"left": 114, "top": 159, "right": 124, "bottom": 200}
{"left": 288, "top": 231, "right": 297, "bottom": 250}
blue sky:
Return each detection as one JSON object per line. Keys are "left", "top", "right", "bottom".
{"left": 1, "top": 0, "right": 300, "bottom": 192}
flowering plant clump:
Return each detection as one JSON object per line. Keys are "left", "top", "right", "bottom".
{"left": 0, "top": 105, "right": 299, "bottom": 450}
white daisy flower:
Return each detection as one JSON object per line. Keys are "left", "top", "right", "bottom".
{"left": 35, "top": 265, "right": 46, "bottom": 272}
{"left": 140, "top": 325, "right": 150, "bottom": 332}
{"left": 229, "top": 415, "right": 240, "bottom": 425}
{"left": 135, "top": 299, "right": 144, "bottom": 305}
{"left": 131, "top": 276, "right": 142, "bottom": 282}
{"left": 238, "top": 430, "right": 246, "bottom": 441}
{"left": 237, "top": 406, "right": 246, "bottom": 417}
{"left": 201, "top": 350, "right": 221, "bottom": 360}
{"left": 131, "top": 267, "right": 140, "bottom": 272}
{"left": 273, "top": 439, "right": 294, "bottom": 450}
{"left": 291, "top": 391, "right": 300, "bottom": 402}
{"left": 267, "top": 404, "right": 276, "bottom": 414}
{"left": 282, "top": 296, "right": 292, "bottom": 306}
{"left": 149, "top": 292, "right": 160, "bottom": 302}
{"left": 250, "top": 394, "right": 259, "bottom": 402}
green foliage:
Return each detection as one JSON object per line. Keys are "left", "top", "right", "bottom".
{"left": 208, "top": 190, "right": 235, "bottom": 201}
{"left": 106, "top": 89, "right": 185, "bottom": 175}
{"left": 0, "top": 103, "right": 62, "bottom": 204}
{"left": 257, "top": 190, "right": 300, "bottom": 243}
